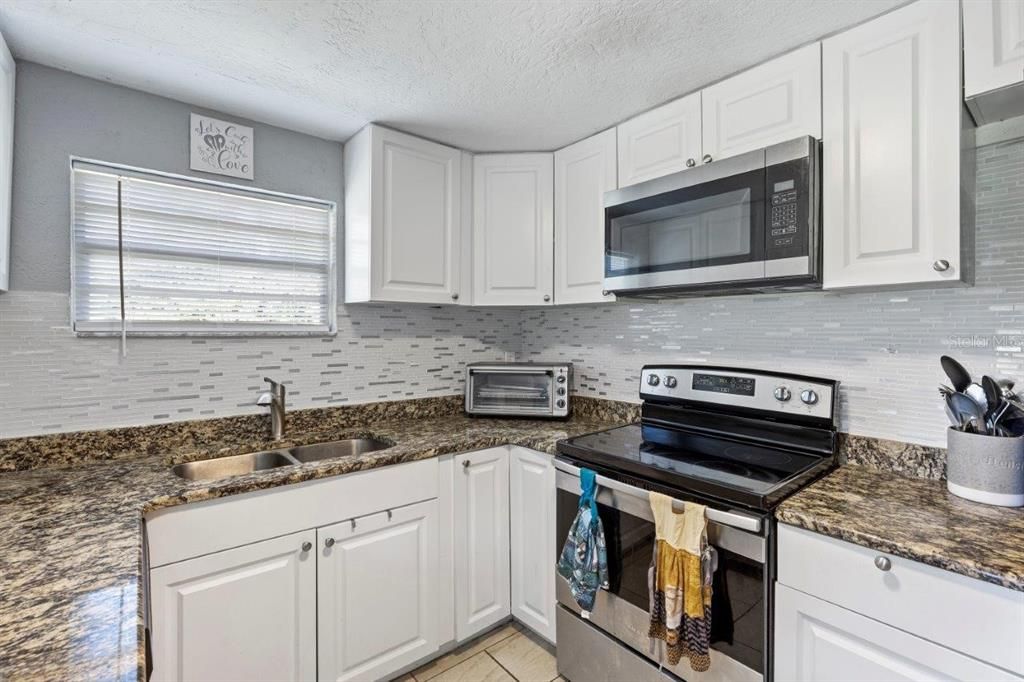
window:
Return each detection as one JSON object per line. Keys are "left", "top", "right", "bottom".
{"left": 71, "top": 160, "right": 336, "bottom": 336}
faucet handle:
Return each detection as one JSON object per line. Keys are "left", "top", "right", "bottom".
{"left": 263, "top": 377, "right": 285, "bottom": 397}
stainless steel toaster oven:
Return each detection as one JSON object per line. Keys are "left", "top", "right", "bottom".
{"left": 465, "top": 363, "right": 572, "bottom": 418}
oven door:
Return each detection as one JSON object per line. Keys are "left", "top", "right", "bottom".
{"left": 466, "top": 367, "right": 554, "bottom": 416}
{"left": 555, "top": 460, "right": 767, "bottom": 682}
{"left": 603, "top": 150, "right": 767, "bottom": 292}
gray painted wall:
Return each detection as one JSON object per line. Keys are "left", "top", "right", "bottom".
{"left": 9, "top": 62, "right": 343, "bottom": 292}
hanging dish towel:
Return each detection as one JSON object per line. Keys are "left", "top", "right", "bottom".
{"left": 557, "top": 468, "right": 609, "bottom": 618}
{"left": 647, "top": 492, "right": 713, "bottom": 672}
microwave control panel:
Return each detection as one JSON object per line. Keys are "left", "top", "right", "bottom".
{"left": 764, "top": 155, "right": 814, "bottom": 262}
{"left": 770, "top": 181, "right": 799, "bottom": 247}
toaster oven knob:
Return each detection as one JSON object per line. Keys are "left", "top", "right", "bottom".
{"left": 556, "top": 399, "right": 566, "bottom": 409}
{"left": 557, "top": 387, "right": 566, "bottom": 396}
{"left": 800, "top": 389, "right": 819, "bottom": 405}
{"left": 664, "top": 375, "right": 678, "bottom": 389}
{"left": 647, "top": 374, "right": 660, "bottom": 387}
{"left": 773, "top": 386, "right": 792, "bottom": 402}
{"left": 557, "top": 375, "right": 566, "bottom": 384}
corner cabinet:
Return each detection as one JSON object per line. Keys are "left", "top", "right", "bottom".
{"left": 821, "top": 0, "right": 970, "bottom": 290}
{"left": 317, "top": 500, "right": 440, "bottom": 682}
{"left": 472, "top": 153, "right": 554, "bottom": 306}
{"left": 453, "top": 447, "right": 511, "bottom": 639}
{"left": 149, "top": 530, "right": 317, "bottom": 682}
{"left": 509, "top": 446, "right": 557, "bottom": 643}
{"left": 616, "top": 91, "right": 701, "bottom": 187}
{"left": 344, "top": 124, "right": 463, "bottom": 304}
{"left": 0, "top": 30, "right": 13, "bottom": 292}
{"left": 963, "top": 0, "right": 1024, "bottom": 124}
{"left": 554, "top": 129, "right": 616, "bottom": 305}
{"left": 701, "top": 42, "right": 821, "bottom": 162}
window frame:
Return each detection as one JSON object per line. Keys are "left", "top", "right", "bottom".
{"left": 69, "top": 157, "right": 338, "bottom": 337}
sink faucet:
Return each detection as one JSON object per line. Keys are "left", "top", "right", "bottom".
{"left": 256, "top": 377, "right": 286, "bottom": 441}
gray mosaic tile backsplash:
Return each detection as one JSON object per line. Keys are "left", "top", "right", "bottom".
{"left": 1, "top": 139, "right": 1020, "bottom": 444}
{"left": 522, "top": 139, "right": 1024, "bottom": 447}
{"left": 0, "top": 302, "right": 520, "bottom": 437}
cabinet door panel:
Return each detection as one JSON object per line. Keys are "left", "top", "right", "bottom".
{"left": 149, "top": 531, "right": 316, "bottom": 682}
{"left": 473, "top": 154, "right": 554, "bottom": 305}
{"left": 617, "top": 92, "right": 701, "bottom": 187}
{"left": 822, "top": 0, "right": 963, "bottom": 289}
{"left": 775, "top": 584, "right": 1020, "bottom": 682}
{"left": 963, "top": 0, "right": 1024, "bottom": 99}
{"left": 702, "top": 43, "right": 821, "bottom": 161}
{"left": 554, "top": 129, "right": 616, "bottom": 305}
{"left": 318, "top": 500, "right": 440, "bottom": 682}
{"left": 509, "top": 447, "right": 556, "bottom": 644}
{"left": 454, "top": 447, "right": 511, "bottom": 640}
{"left": 0, "top": 30, "right": 12, "bottom": 292}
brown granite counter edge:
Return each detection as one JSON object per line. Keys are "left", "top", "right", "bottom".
{"left": 775, "top": 506, "right": 1023, "bottom": 591}
{"left": 839, "top": 432, "right": 946, "bottom": 480}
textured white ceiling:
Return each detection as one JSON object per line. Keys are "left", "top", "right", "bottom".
{"left": 0, "top": 0, "right": 906, "bottom": 151}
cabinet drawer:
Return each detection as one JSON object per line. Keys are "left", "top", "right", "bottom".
{"left": 777, "top": 524, "right": 1024, "bottom": 676}
{"left": 147, "top": 458, "right": 438, "bottom": 567}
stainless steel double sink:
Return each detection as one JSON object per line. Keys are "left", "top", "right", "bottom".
{"left": 171, "top": 438, "right": 393, "bottom": 481}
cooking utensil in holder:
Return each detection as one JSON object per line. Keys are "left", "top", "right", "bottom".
{"left": 946, "top": 427, "right": 1024, "bottom": 507}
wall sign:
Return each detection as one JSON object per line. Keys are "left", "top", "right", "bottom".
{"left": 190, "top": 113, "right": 254, "bottom": 180}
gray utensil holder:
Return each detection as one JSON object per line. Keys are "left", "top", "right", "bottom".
{"left": 946, "top": 427, "right": 1024, "bottom": 507}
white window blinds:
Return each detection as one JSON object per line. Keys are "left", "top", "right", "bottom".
{"left": 71, "top": 160, "right": 336, "bottom": 336}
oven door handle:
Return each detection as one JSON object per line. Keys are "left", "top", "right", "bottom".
{"left": 555, "top": 459, "right": 763, "bottom": 533}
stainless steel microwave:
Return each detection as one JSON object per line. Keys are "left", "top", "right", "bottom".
{"left": 603, "top": 136, "right": 821, "bottom": 297}
{"left": 465, "top": 363, "right": 572, "bottom": 418}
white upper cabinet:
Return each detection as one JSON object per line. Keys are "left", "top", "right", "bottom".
{"left": 344, "top": 124, "right": 463, "bottom": 304}
{"left": 317, "top": 500, "right": 440, "bottom": 682}
{"left": 822, "top": 0, "right": 966, "bottom": 290}
{"left": 472, "top": 153, "right": 554, "bottom": 306}
{"left": 0, "top": 31, "right": 13, "bottom": 293}
{"left": 149, "top": 530, "right": 317, "bottom": 682}
{"left": 453, "top": 447, "right": 511, "bottom": 640}
{"left": 963, "top": 0, "right": 1024, "bottom": 124}
{"left": 554, "top": 129, "right": 616, "bottom": 305}
{"left": 701, "top": 43, "right": 822, "bottom": 161}
{"left": 616, "top": 91, "right": 702, "bottom": 187}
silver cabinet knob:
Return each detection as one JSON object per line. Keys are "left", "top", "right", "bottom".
{"left": 664, "top": 376, "right": 678, "bottom": 389}
{"left": 774, "top": 386, "right": 792, "bottom": 402}
{"left": 874, "top": 556, "right": 892, "bottom": 571}
{"left": 686, "top": 158, "right": 696, "bottom": 168}
{"left": 452, "top": 293, "right": 459, "bottom": 301}
{"left": 602, "top": 290, "right": 610, "bottom": 296}
{"left": 800, "top": 389, "right": 819, "bottom": 405}
{"left": 702, "top": 154, "right": 713, "bottom": 164}
{"left": 933, "top": 259, "right": 950, "bottom": 272}
{"left": 324, "top": 537, "right": 335, "bottom": 548}
{"left": 543, "top": 294, "right": 551, "bottom": 302}
{"left": 301, "top": 541, "right": 312, "bottom": 552}
{"left": 647, "top": 374, "right": 660, "bottom": 387}
{"left": 462, "top": 459, "right": 470, "bottom": 470}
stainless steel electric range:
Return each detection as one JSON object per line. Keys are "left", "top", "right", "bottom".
{"left": 554, "top": 365, "right": 839, "bottom": 682}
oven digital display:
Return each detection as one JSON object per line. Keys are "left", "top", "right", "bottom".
{"left": 692, "top": 373, "right": 756, "bottom": 396}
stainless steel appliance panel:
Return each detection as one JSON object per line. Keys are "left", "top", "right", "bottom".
{"left": 465, "top": 363, "right": 571, "bottom": 417}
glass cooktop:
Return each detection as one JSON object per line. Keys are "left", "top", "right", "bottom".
{"left": 556, "top": 423, "right": 833, "bottom": 510}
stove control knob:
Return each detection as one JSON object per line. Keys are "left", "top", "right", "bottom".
{"left": 664, "top": 375, "right": 678, "bottom": 389}
{"left": 773, "top": 386, "right": 792, "bottom": 402}
{"left": 556, "top": 399, "right": 566, "bottom": 409}
{"left": 800, "top": 389, "right": 819, "bottom": 405}
{"left": 647, "top": 374, "right": 660, "bottom": 387}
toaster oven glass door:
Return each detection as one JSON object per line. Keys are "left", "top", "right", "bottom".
{"left": 469, "top": 369, "right": 553, "bottom": 414}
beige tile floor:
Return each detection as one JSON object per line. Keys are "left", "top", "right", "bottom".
{"left": 394, "top": 622, "right": 565, "bottom": 682}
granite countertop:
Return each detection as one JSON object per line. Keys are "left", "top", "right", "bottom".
{"left": 777, "top": 465, "right": 1024, "bottom": 592}
{"left": 0, "top": 411, "right": 629, "bottom": 682}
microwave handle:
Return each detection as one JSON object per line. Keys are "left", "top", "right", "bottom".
{"left": 554, "top": 460, "right": 762, "bottom": 533}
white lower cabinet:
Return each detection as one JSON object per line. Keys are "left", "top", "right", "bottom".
{"left": 453, "top": 447, "right": 511, "bottom": 640}
{"left": 776, "top": 524, "right": 1024, "bottom": 681}
{"left": 775, "top": 583, "right": 1020, "bottom": 682}
{"left": 149, "top": 530, "right": 317, "bottom": 682}
{"left": 317, "top": 500, "right": 440, "bottom": 682}
{"left": 509, "top": 446, "right": 557, "bottom": 644}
